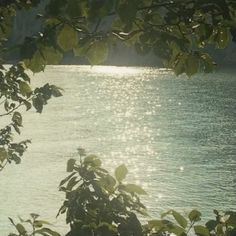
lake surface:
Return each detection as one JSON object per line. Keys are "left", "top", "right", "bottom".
{"left": 1, "top": 66, "right": 236, "bottom": 234}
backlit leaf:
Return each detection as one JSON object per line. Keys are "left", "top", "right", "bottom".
{"left": 41, "top": 47, "right": 63, "bottom": 65}
{"left": 194, "top": 225, "right": 210, "bottom": 236}
{"left": 57, "top": 25, "right": 78, "bottom": 51}
{"left": 86, "top": 40, "right": 108, "bottom": 65}
{"left": 19, "top": 81, "right": 32, "bottom": 97}
{"left": 172, "top": 210, "right": 188, "bottom": 229}
{"left": 125, "top": 184, "right": 147, "bottom": 195}
{"left": 115, "top": 164, "right": 128, "bottom": 182}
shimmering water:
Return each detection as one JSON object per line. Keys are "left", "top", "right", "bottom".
{"left": 1, "top": 66, "right": 236, "bottom": 234}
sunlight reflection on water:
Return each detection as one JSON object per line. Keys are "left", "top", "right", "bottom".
{"left": 0, "top": 66, "right": 236, "bottom": 234}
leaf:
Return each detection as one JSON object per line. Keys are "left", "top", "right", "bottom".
{"left": 8, "top": 217, "right": 15, "bottom": 226}
{"left": 115, "top": 164, "right": 128, "bottom": 182}
{"left": 41, "top": 47, "right": 63, "bottom": 65}
{"left": 188, "top": 209, "right": 202, "bottom": 222}
{"left": 194, "top": 225, "right": 210, "bottom": 236}
{"left": 0, "top": 148, "right": 8, "bottom": 162}
{"left": 34, "top": 227, "right": 60, "bottom": 236}
{"left": 205, "top": 220, "right": 217, "bottom": 231}
{"left": 66, "top": 176, "right": 79, "bottom": 190}
{"left": 30, "top": 213, "right": 40, "bottom": 219}
{"left": 12, "top": 123, "right": 21, "bottom": 134}
{"left": 57, "top": 25, "right": 78, "bottom": 51}
{"left": 19, "top": 81, "right": 32, "bottom": 97}
{"left": 86, "top": 40, "right": 108, "bottom": 65}
{"left": 24, "top": 51, "right": 45, "bottom": 73}
{"left": 67, "top": 158, "right": 76, "bottom": 172}
{"left": 12, "top": 154, "right": 21, "bottom": 164}
{"left": 32, "top": 96, "right": 44, "bottom": 113}
{"left": 168, "top": 224, "right": 186, "bottom": 236}
{"left": 148, "top": 220, "right": 164, "bottom": 229}
{"left": 16, "top": 223, "right": 26, "bottom": 234}
{"left": 84, "top": 155, "right": 101, "bottom": 167}
{"left": 226, "top": 211, "right": 236, "bottom": 227}
{"left": 59, "top": 172, "right": 76, "bottom": 186}
{"left": 172, "top": 210, "right": 188, "bottom": 228}
{"left": 51, "top": 85, "right": 63, "bottom": 97}
{"left": 124, "top": 184, "right": 147, "bottom": 195}
{"left": 12, "top": 112, "right": 22, "bottom": 126}
{"left": 34, "top": 220, "right": 52, "bottom": 228}
{"left": 23, "top": 100, "right": 32, "bottom": 111}
{"left": 4, "top": 100, "right": 9, "bottom": 111}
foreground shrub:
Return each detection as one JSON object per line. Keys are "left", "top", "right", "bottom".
{"left": 8, "top": 150, "right": 236, "bottom": 236}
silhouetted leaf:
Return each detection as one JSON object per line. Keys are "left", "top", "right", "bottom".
{"left": 67, "top": 159, "right": 76, "bottom": 172}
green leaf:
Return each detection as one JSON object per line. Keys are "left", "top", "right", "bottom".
{"left": 24, "top": 51, "right": 45, "bottom": 73}
{"left": 34, "top": 227, "right": 60, "bottom": 236}
{"left": 226, "top": 211, "right": 236, "bottom": 227}
{"left": 168, "top": 224, "right": 186, "bottom": 236}
{"left": 84, "top": 155, "right": 102, "bottom": 167}
{"left": 194, "top": 225, "right": 210, "bottom": 236}
{"left": 30, "top": 213, "right": 40, "bottom": 219}
{"left": 188, "top": 209, "right": 202, "bottom": 222}
{"left": 124, "top": 184, "right": 147, "bottom": 195}
{"left": 34, "top": 220, "right": 52, "bottom": 228}
{"left": 67, "top": 158, "right": 76, "bottom": 172}
{"left": 172, "top": 210, "right": 188, "bottom": 228}
{"left": 115, "top": 164, "right": 128, "bottom": 182}
{"left": 41, "top": 47, "right": 63, "bottom": 65}
{"left": 16, "top": 223, "right": 26, "bottom": 234}
{"left": 59, "top": 172, "right": 76, "bottom": 187}
{"left": 51, "top": 85, "right": 63, "bottom": 97}
{"left": 23, "top": 100, "right": 32, "bottom": 111}
{"left": 86, "top": 40, "right": 108, "bottom": 65}
{"left": 205, "top": 220, "right": 217, "bottom": 231}
{"left": 0, "top": 148, "right": 8, "bottom": 162}
{"left": 216, "top": 224, "right": 224, "bottom": 235}
{"left": 12, "top": 112, "right": 22, "bottom": 126}
{"left": 148, "top": 220, "right": 164, "bottom": 229}
{"left": 100, "top": 174, "right": 116, "bottom": 188}
{"left": 19, "top": 81, "right": 32, "bottom": 97}
{"left": 32, "top": 96, "right": 44, "bottom": 113}
{"left": 57, "top": 25, "right": 78, "bottom": 51}
{"left": 12, "top": 123, "right": 21, "bottom": 134}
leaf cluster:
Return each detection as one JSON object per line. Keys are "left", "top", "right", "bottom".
{"left": 10, "top": 0, "right": 236, "bottom": 76}
{"left": 58, "top": 153, "right": 147, "bottom": 236}
{"left": 8, "top": 213, "right": 60, "bottom": 236}
{"left": 0, "top": 64, "right": 62, "bottom": 171}
{"left": 6, "top": 151, "right": 236, "bottom": 236}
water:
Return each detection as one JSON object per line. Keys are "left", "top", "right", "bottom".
{"left": 0, "top": 66, "right": 236, "bottom": 234}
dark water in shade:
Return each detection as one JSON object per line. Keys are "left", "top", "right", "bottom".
{"left": 0, "top": 66, "right": 236, "bottom": 234}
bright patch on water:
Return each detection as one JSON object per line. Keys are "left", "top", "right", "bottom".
{"left": 0, "top": 66, "right": 236, "bottom": 234}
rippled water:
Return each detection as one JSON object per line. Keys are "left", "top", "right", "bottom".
{"left": 0, "top": 66, "right": 236, "bottom": 234}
